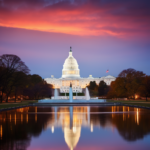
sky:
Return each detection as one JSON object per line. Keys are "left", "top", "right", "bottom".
{"left": 0, "top": 0, "right": 150, "bottom": 78}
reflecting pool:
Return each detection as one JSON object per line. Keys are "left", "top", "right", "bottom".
{"left": 0, "top": 106, "right": 150, "bottom": 150}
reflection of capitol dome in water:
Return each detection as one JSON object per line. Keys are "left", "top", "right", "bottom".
{"left": 64, "top": 127, "right": 81, "bottom": 150}
{"left": 62, "top": 47, "right": 80, "bottom": 78}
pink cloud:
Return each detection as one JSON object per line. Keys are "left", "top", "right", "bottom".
{"left": 0, "top": 0, "right": 149, "bottom": 38}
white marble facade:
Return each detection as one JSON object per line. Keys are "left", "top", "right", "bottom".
{"left": 45, "top": 48, "right": 116, "bottom": 93}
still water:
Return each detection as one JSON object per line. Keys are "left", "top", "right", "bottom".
{"left": 0, "top": 106, "right": 150, "bottom": 150}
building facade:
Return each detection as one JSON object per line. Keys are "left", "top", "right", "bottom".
{"left": 45, "top": 48, "right": 116, "bottom": 93}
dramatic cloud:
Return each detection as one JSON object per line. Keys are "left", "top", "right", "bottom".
{"left": 0, "top": 0, "right": 150, "bottom": 38}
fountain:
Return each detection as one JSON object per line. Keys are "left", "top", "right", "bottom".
{"left": 38, "top": 83, "right": 107, "bottom": 104}
{"left": 54, "top": 88, "right": 59, "bottom": 99}
{"left": 69, "top": 83, "right": 73, "bottom": 102}
{"left": 85, "top": 87, "right": 90, "bottom": 100}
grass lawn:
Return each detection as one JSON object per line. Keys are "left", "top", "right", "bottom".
{"left": 0, "top": 100, "right": 38, "bottom": 110}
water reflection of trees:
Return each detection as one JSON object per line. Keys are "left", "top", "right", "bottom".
{"left": 0, "top": 107, "right": 53, "bottom": 150}
{"left": 90, "top": 106, "right": 150, "bottom": 141}
{"left": 0, "top": 106, "right": 150, "bottom": 150}
{"left": 111, "top": 112, "right": 150, "bottom": 141}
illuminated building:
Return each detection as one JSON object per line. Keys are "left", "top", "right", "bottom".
{"left": 45, "top": 47, "right": 116, "bottom": 95}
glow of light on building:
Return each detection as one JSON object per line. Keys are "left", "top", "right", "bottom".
{"left": 51, "top": 126, "right": 54, "bottom": 133}
{"left": 137, "top": 108, "right": 139, "bottom": 125}
{"left": 91, "top": 123, "right": 93, "bottom": 132}
{"left": 67, "top": 71, "right": 75, "bottom": 74}
{"left": 0, "top": 125, "right": 2, "bottom": 140}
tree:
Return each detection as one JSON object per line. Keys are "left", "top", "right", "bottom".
{"left": 0, "top": 54, "right": 52, "bottom": 102}
{"left": 138, "top": 76, "right": 150, "bottom": 101}
{"left": 107, "top": 78, "right": 127, "bottom": 99}
{"left": 118, "top": 68, "right": 145, "bottom": 99}
{"left": 0, "top": 54, "right": 30, "bottom": 102}
{"left": 23, "top": 74, "right": 53, "bottom": 100}
{"left": 87, "top": 81, "right": 98, "bottom": 96}
{"left": 12, "top": 71, "right": 27, "bottom": 102}
{"left": 98, "top": 81, "right": 108, "bottom": 96}
{"left": 30, "top": 74, "right": 43, "bottom": 85}
{"left": 107, "top": 68, "right": 146, "bottom": 99}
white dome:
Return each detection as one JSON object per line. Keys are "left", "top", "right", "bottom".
{"left": 62, "top": 48, "right": 80, "bottom": 78}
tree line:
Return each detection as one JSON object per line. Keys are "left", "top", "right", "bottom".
{"left": 0, "top": 54, "right": 52, "bottom": 103}
{"left": 87, "top": 80, "right": 109, "bottom": 97}
{"left": 107, "top": 68, "right": 150, "bottom": 101}
{"left": 88, "top": 68, "right": 150, "bottom": 101}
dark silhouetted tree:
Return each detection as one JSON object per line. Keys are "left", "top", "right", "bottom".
{"left": 0, "top": 54, "right": 30, "bottom": 102}
{"left": 98, "top": 81, "right": 108, "bottom": 96}
{"left": 107, "top": 68, "right": 145, "bottom": 99}
{"left": 87, "top": 81, "right": 98, "bottom": 96}
{"left": 138, "top": 76, "right": 150, "bottom": 101}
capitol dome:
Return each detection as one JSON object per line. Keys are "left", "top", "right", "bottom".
{"left": 62, "top": 47, "right": 80, "bottom": 78}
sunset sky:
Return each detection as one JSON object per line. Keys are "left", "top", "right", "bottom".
{"left": 0, "top": 0, "right": 150, "bottom": 78}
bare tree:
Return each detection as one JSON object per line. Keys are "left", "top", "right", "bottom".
{"left": 0, "top": 54, "right": 30, "bottom": 102}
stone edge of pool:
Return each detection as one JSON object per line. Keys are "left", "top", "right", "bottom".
{"left": 1, "top": 102, "right": 150, "bottom": 112}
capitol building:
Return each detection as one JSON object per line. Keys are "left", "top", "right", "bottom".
{"left": 45, "top": 47, "right": 116, "bottom": 94}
